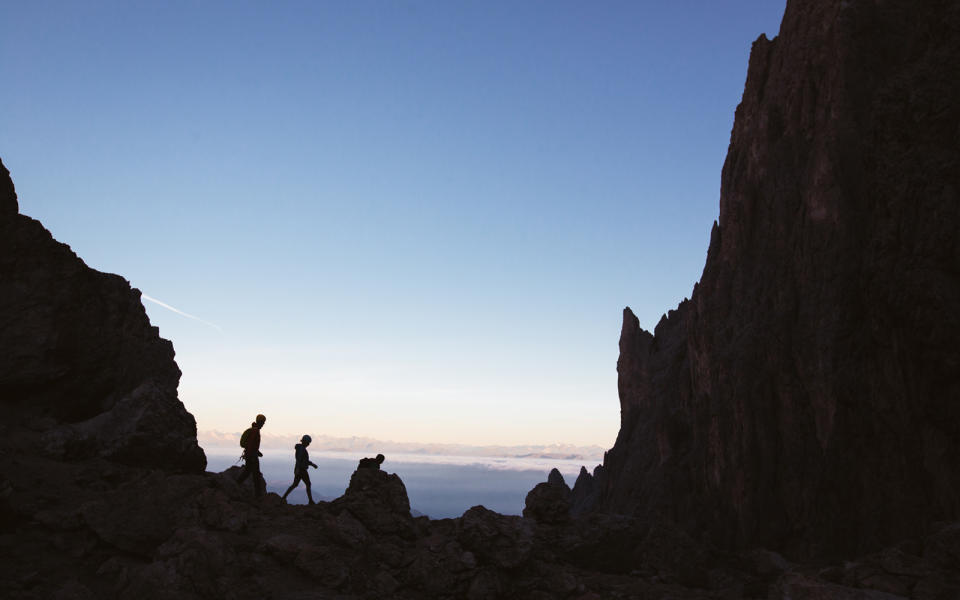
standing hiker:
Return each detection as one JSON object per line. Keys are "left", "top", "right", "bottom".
{"left": 237, "top": 414, "right": 266, "bottom": 497}
{"left": 281, "top": 434, "right": 318, "bottom": 505}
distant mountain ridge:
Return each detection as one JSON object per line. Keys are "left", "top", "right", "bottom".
{"left": 199, "top": 430, "right": 605, "bottom": 461}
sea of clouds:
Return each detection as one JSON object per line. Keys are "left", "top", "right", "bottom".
{"left": 205, "top": 445, "right": 602, "bottom": 518}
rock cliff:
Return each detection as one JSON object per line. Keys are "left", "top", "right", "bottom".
{"left": 593, "top": 0, "right": 960, "bottom": 558}
{"left": 0, "top": 157, "right": 206, "bottom": 473}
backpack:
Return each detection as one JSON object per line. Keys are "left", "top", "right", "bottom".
{"left": 358, "top": 457, "right": 380, "bottom": 470}
{"left": 240, "top": 427, "right": 255, "bottom": 449}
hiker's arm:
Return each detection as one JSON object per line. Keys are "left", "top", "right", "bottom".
{"left": 310, "top": 461, "right": 317, "bottom": 468}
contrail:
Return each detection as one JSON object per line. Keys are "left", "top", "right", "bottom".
{"left": 141, "top": 293, "right": 222, "bottom": 332}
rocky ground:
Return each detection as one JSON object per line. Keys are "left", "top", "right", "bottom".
{"left": 2, "top": 451, "right": 958, "bottom": 599}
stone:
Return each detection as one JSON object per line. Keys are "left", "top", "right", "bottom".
{"left": 371, "top": 570, "right": 399, "bottom": 595}
{"left": 263, "top": 533, "right": 308, "bottom": 562}
{"left": 402, "top": 545, "right": 464, "bottom": 596}
{"left": 80, "top": 473, "right": 207, "bottom": 556}
{"left": 41, "top": 381, "right": 206, "bottom": 472}
{"left": 330, "top": 466, "right": 416, "bottom": 538}
{"left": 523, "top": 468, "right": 572, "bottom": 524}
{"left": 194, "top": 487, "right": 250, "bottom": 532}
{"left": 467, "top": 567, "right": 503, "bottom": 600}
{"left": 922, "top": 522, "right": 960, "bottom": 569}
{"left": 53, "top": 580, "right": 95, "bottom": 600}
{"left": 294, "top": 546, "right": 350, "bottom": 588}
{"left": 459, "top": 505, "right": 534, "bottom": 569}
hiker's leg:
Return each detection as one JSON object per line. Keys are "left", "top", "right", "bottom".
{"left": 252, "top": 455, "right": 263, "bottom": 497}
{"left": 241, "top": 455, "right": 261, "bottom": 496}
{"left": 282, "top": 473, "right": 303, "bottom": 501}
{"left": 281, "top": 476, "right": 296, "bottom": 500}
{"left": 302, "top": 471, "right": 314, "bottom": 504}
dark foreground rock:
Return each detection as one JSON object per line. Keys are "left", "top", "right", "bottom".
{"left": 3, "top": 453, "right": 959, "bottom": 599}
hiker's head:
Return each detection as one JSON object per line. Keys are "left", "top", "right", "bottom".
{"left": 255, "top": 414, "right": 266, "bottom": 426}
{"left": 301, "top": 434, "right": 312, "bottom": 446}
{"left": 376, "top": 453, "right": 385, "bottom": 464}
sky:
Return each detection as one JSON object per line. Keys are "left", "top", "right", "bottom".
{"left": 1, "top": 1, "right": 786, "bottom": 447}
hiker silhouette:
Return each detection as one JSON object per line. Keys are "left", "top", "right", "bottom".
{"left": 281, "top": 434, "right": 318, "bottom": 505}
{"left": 236, "top": 414, "right": 266, "bottom": 497}
{"left": 358, "top": 453, "right": 385, "bottom": 470}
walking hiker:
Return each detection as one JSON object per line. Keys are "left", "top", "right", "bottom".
{"left": 237, "top": 414, "right": 266, "bottom": 497}
{"left": 281, "top": 435, "right": 318, "bottom": 505}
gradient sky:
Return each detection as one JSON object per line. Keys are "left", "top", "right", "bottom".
{"left": 1, "top": 1, "right": 786, "bottom": 447}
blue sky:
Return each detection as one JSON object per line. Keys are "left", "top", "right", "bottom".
{"left": 1, "top": 1, "right": 786, "bottom": 446}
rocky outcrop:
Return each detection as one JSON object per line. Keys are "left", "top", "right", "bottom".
{"left": 524, "top": 468, "right": 572, "bottom": 523}
{"left": 570, "top": 465, "right": 603, "bottom": 516}
{"left": 329, "top": 464, "right": 417, "bottom": 538}
{"left": 0, "top": 157, "right": 205, "bottom": 473}
{"left": 599, "top": 0, "right": 960, "bottom": 558}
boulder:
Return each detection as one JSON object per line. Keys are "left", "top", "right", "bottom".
{"left": 80, "top": 473, "right": 208, "bottom": 556}
{"left": 329, "top": 467, "right": 416, "bottom": 538}
{"left": 523, "top": 468, "right": 572, "bottom": 524}
{"left": 459, "top": 505, "right": 534, "bottom": 569}
{"left": 41, "top": 381, "right": 206, "bottom": 472}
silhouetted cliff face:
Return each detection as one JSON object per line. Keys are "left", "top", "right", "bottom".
{"left": 0, "top": 158, "right": 205, "bottom": 472}
{"left": 599, "top": 0, "right": 960, "bottom": 558}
